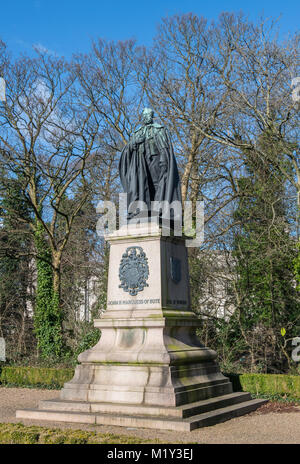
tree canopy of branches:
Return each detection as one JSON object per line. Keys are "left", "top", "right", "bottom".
{"left": 0, "top": 11, "right": 299, "bottom": 370}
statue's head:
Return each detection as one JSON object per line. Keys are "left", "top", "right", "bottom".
{"left": 142, "top": 107, "right": 154, "bottom": 125}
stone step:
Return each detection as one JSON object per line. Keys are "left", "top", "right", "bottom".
{"left": 39, "top": 399, "right": 91, "bottom": 413}
{"left": 16, "top": 408, "right": 96, "bottom": 425}
{"left": 187, "top": 398, "right": 267, "bottom": 430}
{"left": 180, "top": 392, "right": 252, "bottom": 418}
{"left": 39, "top": 391, "right": 251, "bottom": 418}
{"left": 16, "top": 398, "right": 266, "bottom": 432}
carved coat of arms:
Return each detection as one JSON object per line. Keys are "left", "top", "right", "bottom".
{"left": 119, "top": 246, "right": 149, "bottom": 296}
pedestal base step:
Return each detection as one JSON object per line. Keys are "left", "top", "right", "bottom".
{"left": 16, "top": 394, "right": 267, "bottom": 432}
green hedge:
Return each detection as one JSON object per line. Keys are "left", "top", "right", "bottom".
{"left": 0, "top": 366, "right": 299, "bottom": 399}
{"left": 226, "top": 373, "right": 300, "bottom": 399}
{"left": 0, "top": 366, "right": 74, "bottom": 389}
{"left": 0, "top": 423, "right": 160, "bottom": 444}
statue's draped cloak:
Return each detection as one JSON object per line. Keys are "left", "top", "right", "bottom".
{"left": 119, "top": 124, "right": 182, "bottom": 216}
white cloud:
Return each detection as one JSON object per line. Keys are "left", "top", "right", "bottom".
{"left": 33, "top": 42, "right": 58, "bottom": 56}
{"left": 15, "top": 39, "right": 58, "bottom": 56}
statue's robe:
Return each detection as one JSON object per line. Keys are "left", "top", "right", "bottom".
{"left": 119, "top": 123, "right": 182, "bottom": 219}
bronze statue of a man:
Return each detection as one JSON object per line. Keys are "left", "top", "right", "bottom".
{"left": 119, "top": 108, "right": 182, "bottom": 220}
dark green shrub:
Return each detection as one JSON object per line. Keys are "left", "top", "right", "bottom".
{"left": 226, "top": 373, "right": 300, "bottom": 399}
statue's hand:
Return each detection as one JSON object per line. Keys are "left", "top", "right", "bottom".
{"left": 136, "top": 135, "right": 145, "bottom": 145}
{"left": 129, "top": 133, "right": 145, "bottom": 150}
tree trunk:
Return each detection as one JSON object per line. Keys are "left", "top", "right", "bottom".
{"left": 181, "top": 133, "right": 203, "bottom": 204}
{"left": 52, "top": 252, "right": 62, "bottom": 299}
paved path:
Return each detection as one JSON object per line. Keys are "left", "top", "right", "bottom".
{"left": 1, "top": 387, "right": 300, "bottom": 444}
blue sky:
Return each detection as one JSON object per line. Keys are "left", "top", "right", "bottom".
{"left": 1, "top": 0, "right": 299, "bottom": 58}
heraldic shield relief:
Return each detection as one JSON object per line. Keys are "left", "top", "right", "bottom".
{"left": 119, "top": 246, "right": 149, "bottom": 296}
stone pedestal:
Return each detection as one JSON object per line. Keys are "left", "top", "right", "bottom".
{"left": 16, "top": 223, "right": 266, "bottom": 430}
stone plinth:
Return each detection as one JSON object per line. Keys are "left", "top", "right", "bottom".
{"left": 16, "top": 223, "right": 266, "bottom": 430}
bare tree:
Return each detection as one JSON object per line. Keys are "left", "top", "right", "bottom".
{"left": 189, "top": 13, "right": 299, "bottom": 231}
{"left": 138, "top": 13, "right": 242, "bottom": 243}
{"left": 0, "top": 50, "right": 104, "bottom": 302}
